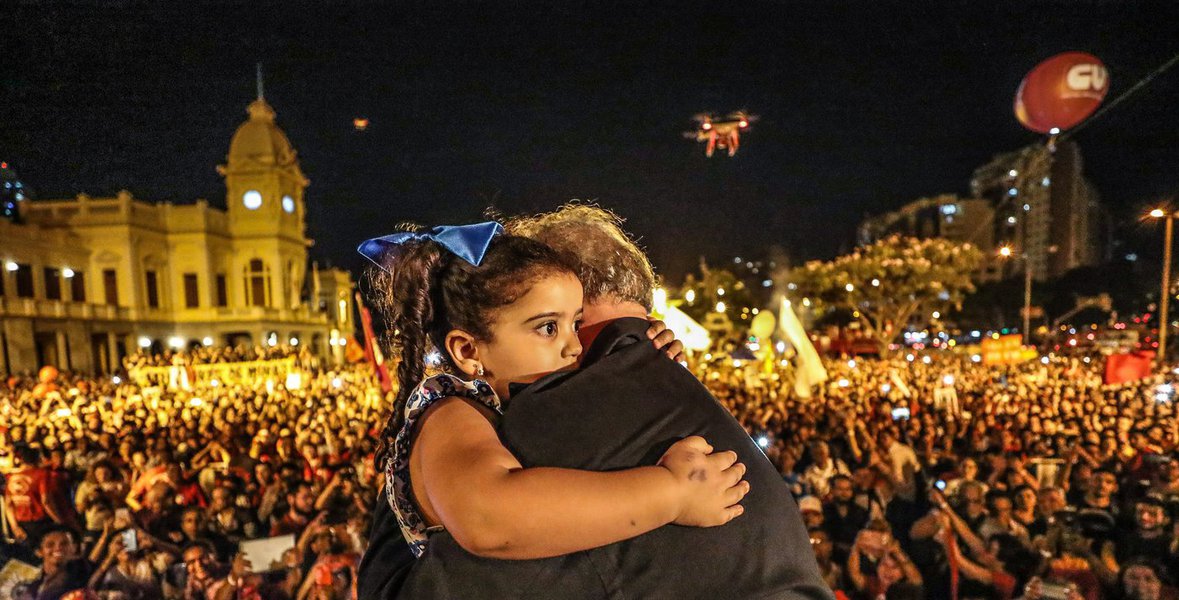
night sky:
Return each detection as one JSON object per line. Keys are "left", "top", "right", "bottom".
{"left": 4, "top": 2, "right": 1179, "bottom": 282}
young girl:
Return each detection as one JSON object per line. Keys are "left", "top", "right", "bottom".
{"left": 361, "top": 223, "right": 749, "bottom": 559}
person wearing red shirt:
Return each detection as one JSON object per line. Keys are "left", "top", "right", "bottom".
{"left": 4, "top": 446, "right": 69, "bottom": 551}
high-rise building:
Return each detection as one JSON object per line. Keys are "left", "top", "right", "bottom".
{"left": 0, "top": 93, "right": 353, "bottom": 375}
{"left": 860, "top": 141, "right": 1108, "bottom": 283}
{"left": 970, "top": 141, "right": 1108, "bottom": 281}
{"left": 0, "top": 161, "right": 32, "bottom": 222}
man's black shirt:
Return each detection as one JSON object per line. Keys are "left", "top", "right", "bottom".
{"left": 369, "top": 317, "right": 832, "bottom": 599}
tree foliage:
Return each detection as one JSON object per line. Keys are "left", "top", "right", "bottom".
{"left": 787, "top": 236, "right": 983, "bottom": 351}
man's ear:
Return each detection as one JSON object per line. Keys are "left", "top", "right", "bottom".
{"left": 443, "top": 330, "right": 482, "bottom": 377}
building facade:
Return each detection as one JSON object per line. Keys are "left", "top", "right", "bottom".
{"left": 970, "top": 141, "right": 1108, "bottom": 281}
{"left": 859, "top": 141, "right": 1108, "bottom": 283}
{"left": 0, "top": 95, "right": 354, "bottom": 375}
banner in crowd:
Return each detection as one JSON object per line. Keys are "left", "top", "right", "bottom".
{"left": 1104, "top": 350, "right": 1155, "bottom": 385}
{"left": 981, "top": 334, "right": 1035, "bottom": 366}
{"left": 651, "top": 293, "right": 712, "bottom": 351}
{"left": 780, "top": 298, "right": 828, "bottom": 399}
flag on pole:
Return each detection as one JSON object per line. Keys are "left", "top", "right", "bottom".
{"left": 356, "top": 292, "right": 392, "bottom": 392}
{"left": 780, "top": 298, "right": 827, "bottom": 399}
{"left": 1104, "top": 350, "right": 1155, "bottom": 385}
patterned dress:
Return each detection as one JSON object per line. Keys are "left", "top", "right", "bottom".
{"left": 385, "top": 373, "right": 503, "bottom": 557}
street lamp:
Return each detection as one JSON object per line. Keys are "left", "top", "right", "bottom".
{"left": 997, "top": 245, "right": 1032, "bottom": 345}
{"left": 1147, "top": 207, "right": 1177, "bottom": 364}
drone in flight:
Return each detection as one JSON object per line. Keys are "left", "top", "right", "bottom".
{"left": 686, "top": 111, "right": 758, "bottom": 157}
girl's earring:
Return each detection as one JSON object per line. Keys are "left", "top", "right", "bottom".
{"left": 476, "top": 364, "right": 485, "bottom": 377}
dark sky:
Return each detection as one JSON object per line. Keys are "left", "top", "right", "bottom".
{"left": 4, "top": 1, "right": 1179, "bottom": 281}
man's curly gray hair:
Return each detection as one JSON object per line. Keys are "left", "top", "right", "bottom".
{"left": 506, "top": 203, "right": 656, "bottom": 311}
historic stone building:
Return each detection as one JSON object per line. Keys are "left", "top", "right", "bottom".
{"left": 0, "top": 94, "right": 354, "bottom": 375}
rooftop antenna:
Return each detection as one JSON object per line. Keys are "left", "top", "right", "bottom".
{"left": 256, "top": 63, "right": 264, "bottom": 100}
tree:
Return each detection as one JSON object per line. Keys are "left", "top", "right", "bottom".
{"left": 787, "top": 235, "right": 983, "bottom": 353}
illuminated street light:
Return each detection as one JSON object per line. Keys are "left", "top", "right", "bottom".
{"left": 1148, "top": 207, "right": 1178, "bottom": 363}
{"left": 684, "top": 289, "right": 696, "bottom": 303}
{"left": 717, "top": 287, "right": 725, "bottom": 296}
{"left": 4, "top": 261, "right": 17, "bottom": 272}
{"left": 62, "top": 268, "right": 75, "bottom": 278}
{"left": 997, "top": 244, "right": 1032, "bottom": 345}
{"left": 715, "top": 301, "right": 726, "bottom": 313}
{"left": 845, "top": 283, "right": 854, "bottom": 292}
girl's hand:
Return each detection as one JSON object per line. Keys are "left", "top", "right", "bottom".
{"left": 658, "top": 436, "right": 749, "bottom": 527}
{"left": 646, "top": 320, "right": 686, "bottom": 363}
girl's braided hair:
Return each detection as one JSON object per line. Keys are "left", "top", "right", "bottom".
{"left": 364, "top": 230, "right": 575, "bottom": 472}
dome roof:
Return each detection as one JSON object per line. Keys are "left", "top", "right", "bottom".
{"left": 226, "top": 98, "right": 297, "bottom": 167}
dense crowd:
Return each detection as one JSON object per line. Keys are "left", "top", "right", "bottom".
{"left": 691, "top": 350, "right": 1179, "bottom": 600}
{"left": 3, "top": 343, "right": 1179, "bottom": 599}
{"left": 1, "top": 347, "right": 385, "bottom": 600}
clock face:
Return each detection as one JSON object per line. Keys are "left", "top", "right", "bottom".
{"left": 282, "top": 195, "right": 295, "bottom": 213}
{"left": 242, "top": 190, "right": 263, "bottom": 210}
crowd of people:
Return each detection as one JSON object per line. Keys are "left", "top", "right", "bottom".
{"left": 2, "top": 346, "right": 385, "bottom": 600}
{"left": 3, "top": 342, "right": 1179, "bottom": 599}
{"left": 692, "top": 350, "right": 1179, "bottom": 600}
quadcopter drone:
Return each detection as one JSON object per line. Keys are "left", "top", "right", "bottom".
{"left": 686, "top": 111, "right": 758, "bottom": 157}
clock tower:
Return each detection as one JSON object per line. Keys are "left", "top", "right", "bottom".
{"left": 218, "top": 90, "right": 310, "bottom": 309}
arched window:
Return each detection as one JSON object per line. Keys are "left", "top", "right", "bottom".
{"left": 244, "top": 259, "right": 271, "bottom": 307}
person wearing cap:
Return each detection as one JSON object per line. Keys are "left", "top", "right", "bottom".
{"left": 799, "top": 495, "right": 825, "bottom": 531}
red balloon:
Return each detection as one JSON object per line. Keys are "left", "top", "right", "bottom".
{"left": 38, "top": 365, "right": 59, "bottom": 383}
{"left": 1014, "top": 52, "right": 1109, "bottom": 134}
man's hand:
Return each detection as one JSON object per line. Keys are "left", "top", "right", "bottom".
{"left": 646, "top": 320, "right": 686, "bottom": 363}
{"left": 658, "top": 436, "right": 749, "bottom": 527}
{"left": 230, "top": 552, "right": 253, "bottom": 580}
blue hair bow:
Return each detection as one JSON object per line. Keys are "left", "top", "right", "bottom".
{"left": 357, "top": 221, "right": 504, "bottom": 272}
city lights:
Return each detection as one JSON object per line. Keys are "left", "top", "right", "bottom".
{"left": 716, "top": 301, "right": 726, "bottom": 313}
{"left": 4, "top": 261, "right": 17, "bottom": 272}
{"left": 62, "top": 267, "right": 75, "bottom": 278}
{"left": 684, "top": 289, "right": 696, "bottom": 303}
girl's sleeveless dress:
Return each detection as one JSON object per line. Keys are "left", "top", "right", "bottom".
{"left": 385, "top": 373, "right": 502, "bottom": 557}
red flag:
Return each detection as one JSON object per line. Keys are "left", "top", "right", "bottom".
{"left": 356, "top": 292, "right": 392, "bottom": 392}
{"left": 1104, "top": 351, "right": 1155, "bottom": 385}
{"left": 344, "top": 337, "right": 366, "bottom": 363}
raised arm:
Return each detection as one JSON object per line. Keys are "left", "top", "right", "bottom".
{"left": 415, "top": 396, "right": 748, "bottom": 560}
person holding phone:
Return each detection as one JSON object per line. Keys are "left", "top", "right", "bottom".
{"left": 847, "top": 519, "right": 923, "bottom": 599}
